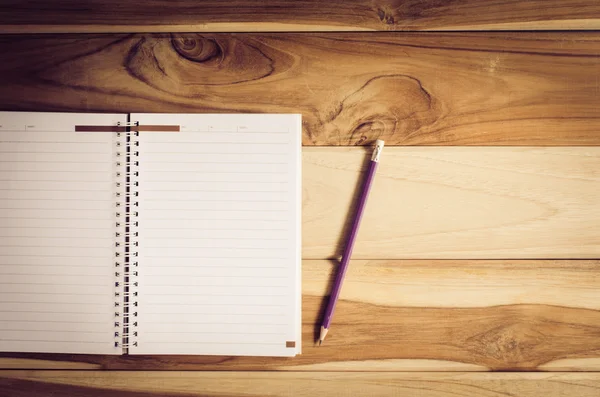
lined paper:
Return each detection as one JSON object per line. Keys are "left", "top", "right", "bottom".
{"left": 132, "top": 114, "right": 301, "bottom": 357}
{"left": 0, "top": 112, "right": 126, "bottom": 354}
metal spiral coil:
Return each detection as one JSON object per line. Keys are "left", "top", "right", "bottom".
{"left": 113, "top": 125, "right": 140, "bottom": 353}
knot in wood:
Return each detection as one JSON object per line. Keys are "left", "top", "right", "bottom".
{"left": 172, "top": 36, "right": 223, "bottom": 64}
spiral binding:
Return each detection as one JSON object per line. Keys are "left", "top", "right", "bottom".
{"left": 113, "top": 130, "right": 126, "bottom": 350}
{"left": 113, "top": 121, "right": 140, "bottom": 354}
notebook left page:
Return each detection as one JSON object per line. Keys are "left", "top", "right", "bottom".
{"left": 0, "top": 112, "right": 126, "bottom": 354}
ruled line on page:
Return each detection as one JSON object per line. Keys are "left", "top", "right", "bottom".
{"left": 0, "top": 168, "right": 108, "bottom": 172}
{"left": 143, "top": 246, "right": 288, "bottom": 250}
{"left": 143, "top": 320, "right": 287, "bottom": 326}
{"left": 144, "top": 303, "right": 286, "bottom": 307}
{"left": 0, "top": 282, "right": 109, "bottom": 286}
{"left": 0, "top": 269, "right": 106, "bottom": 275}
{"left": 145, "top": 181, "right": 289, "bottom": 185}
{"left": 145, "top": 331, "right": 283, "bottom": 335}
{"left": 5, "top": 292, "right": 107, "bottom": 296}
{"left": 0, "top": 151, "right": 107, "bottom": 154}
{"left": 0, "top": 189, "right": 108, "bottom": 192}
{"left": 0, "top": 244, "right": 111, "bottom": 248}
{"left": 0, "top": 339, "right": 108, "bottom": 343}
{"left": 0, "top": 208, "right": 110, "bottom": 211}
{"left": 0, "top": 319, "right": 106, "bottom": 324}
{"left": 143, "top": 151, "right": 287, "bottom": 155}
{"left": 143, "top": 256, "right": 288, "bottom": 259}
{"left": 143, "top": 162, "right": 287, "bottom": 165}
{"left": 143, "top": 221, "right": 288, "bottom": 225}
{"left": 0, "top": 160, "right": 108, "bottom": 163}
{"left": 144, "top": 189, "right": 287, "bottom": 193}
{"left": 0, "top": 179, "right": 110, "bottom": 183}
{"left": 0, "top": 329, "right": 108, "bottom": 334}
{"left": 143, "top": 199, "right": 288, "bottom": 203}
{"left": 0, "top": 198, "right": 111, "bottom": 201}
{"left": 0, "top": 301, "right": 108, "bottom": 305}
{"left": 0, "top": 216, "right": 111, "bottom": 220}
{"left": 144, "top": 267, "right": 284, "bottom": 270}
{"left": 0, "top": 140, "right": 109, "bottom": 144}
{"left": 145, "top": 170, "right": 286, "bottom": 174}
{"left": 136, "top": 341, "right": 283, "bottom": 346}
{"left": 143, "top": 237, "right": 286, "bottom": 241}
{"left": 0, "top": 310, "right": 109, "bottom": 314}
{"left": 143, "top": 227, "right": 288, "bottom": 231}
{"left": 0, "top": 272, "right": 107, "bottom": 277}
{"left": 142, "top": 288, "right": 287, "bottom": 294}
{"left": 144, "top": 275, "right": 287, "bottom": 279}
{"left": 146, "top": 141, "right": 289, "bottom": 145}
{"left": 0, "top": 254, "right": 109, "bottom": 258}
{"left": 143, "top": 292, "right": 286, "bottom": 298}
{"left": 145, "top": 312, "right": 286, "bottom": 317}
{"left": 0, "top": 236, "right": 111, "bottom": 239}
{"left": 142, "top": 209, "right": 287, "bottom": 213}
{"left": 0, "top": 226, "right": 112, "bottom": 230}
{"left": 141, "top": 284, "right": 288, "bottom": 288}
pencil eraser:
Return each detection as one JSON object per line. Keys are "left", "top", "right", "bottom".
{"left": 372, "top": 140, "right": 384, "bottom": 162}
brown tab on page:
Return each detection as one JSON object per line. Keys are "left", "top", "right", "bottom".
{"left": 286, "top": 341, "right": 296, "bottom": 348}
{"left": 75, "top": 125, "right": 180, "bottom": 132}
{"left": 135, "top": 125, "right": 180, "bottom": 132}
{"left": 75, "top": 125, "right": 127, "bottom": 132}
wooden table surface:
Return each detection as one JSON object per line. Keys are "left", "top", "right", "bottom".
{"left": 1, "top": 2, "right": 600, "bottom": 396}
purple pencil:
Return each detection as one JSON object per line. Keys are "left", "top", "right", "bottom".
{"left": 319, "top": 139, "right": 384, "bottom": 345}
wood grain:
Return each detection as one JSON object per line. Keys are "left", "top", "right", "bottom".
{"left": 2, "top": 372, "right": 600, "bottom": 397}
{"left": 0, "top": 1, "right": 599, "bottom": 32}
{"left": 0, "top": 33, "right": 599, "bottom": 145}
{"left": 303, "top": 147, "right": 600, "bottom": 259}
{"left": 2, "top": 260, "right": 599, "bottom": 371}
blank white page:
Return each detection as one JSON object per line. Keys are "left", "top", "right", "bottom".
{"left": 131, "top": 113, "right": 301, "bottom": 356}
{"left": 0, "top": 111, "right": 126, "bottom": 354}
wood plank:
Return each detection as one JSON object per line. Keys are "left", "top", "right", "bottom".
{"left": 1, "top": 372, "right": 600, "bottom": 397}
{"left": 2, "top": 260, "right": 599, "bottom": 370}
{"left": 0, "top": 33, "right": 598, "bottom": 145}
{"left": 303, "top": 147, "right": 600, "bottom": 259}
{"left": 0, "top": 1, "right": 599, "bottom": 32}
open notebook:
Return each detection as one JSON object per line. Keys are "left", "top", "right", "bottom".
{"left": 0, "top": 112, "right": 302, "bottom": 357}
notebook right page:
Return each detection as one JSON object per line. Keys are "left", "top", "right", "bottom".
{"left": 131, "top": 113, "right": 301, "bottom": 357}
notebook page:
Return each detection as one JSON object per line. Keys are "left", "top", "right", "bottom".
{"left": 0, "top": 112, "right": 126, "bottom": 354}
{"left": 131, "top": 113, "right": 301, "bottom": 356}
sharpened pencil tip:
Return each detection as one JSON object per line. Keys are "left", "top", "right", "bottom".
{"left": 319, "top": 326, "right": 328, "bottom": 346}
